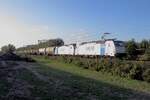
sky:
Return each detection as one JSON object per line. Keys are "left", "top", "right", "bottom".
{"left": 0, "top": 0, "right": 150, "bottom": 48}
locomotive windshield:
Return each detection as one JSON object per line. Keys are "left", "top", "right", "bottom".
{"left": 114, "top": 41, "right": 125, "bottom": 47}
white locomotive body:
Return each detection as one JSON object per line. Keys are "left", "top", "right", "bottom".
{"left": 75, "top": 41, "right": 105, "bottom": 56}
{"left": 45, "top": 47, "right": 55, "bottom": 55}
{"left": 55, "top": 44, "right": 76, "bottom": 55}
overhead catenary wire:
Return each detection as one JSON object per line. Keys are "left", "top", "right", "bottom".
{"left": 34, "top": 32, "right": 114, "bottom": 46}
{"left": 63, "top": 32, "right": 116, "bottom": 44}
{"left": 63, "top": 32, "right": 101, "bottom": 44}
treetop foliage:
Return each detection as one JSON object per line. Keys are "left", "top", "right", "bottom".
{"left": 140, "top": 39, "right": 149, "bottom": 49}
{"left": 1, "top": 44, "right": 16, "bottom": 53}
{"left": 38, "top": 38, "right": 64, "bottom": 48}
{"left": 17, "top": 38, "right": 64, "bottom": 51}
{"left": 125, "top": 39, "right": 150, "bottom": 60}
{"left": 125, "top": 39, "right": 137, "bottom": 56}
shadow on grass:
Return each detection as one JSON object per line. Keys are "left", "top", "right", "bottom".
{"left": 32, "top": 62, "right": 150, "bottom": 100}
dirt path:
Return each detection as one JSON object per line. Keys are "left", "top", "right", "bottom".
{"left": 0, "top": 61, "right": 53, "bottom": 100}
{"left": 0, "top": 61, "right": 63, "bottom": 100}
{"left": 19, "top": 62, "right": 64, "bottom": 92}
{"left": 20, "top": 62, "right": 51, "bottom": 83}
{"left": 0, "top": 62, "right": 32, "bottom": 100}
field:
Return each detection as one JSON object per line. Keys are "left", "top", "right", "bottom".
{"left": 0, "top": 56, "right": 150, "bottom": 100}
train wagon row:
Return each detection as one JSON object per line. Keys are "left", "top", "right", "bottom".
{"left": 18, "top": 39, "right": 126, "bottom": 57}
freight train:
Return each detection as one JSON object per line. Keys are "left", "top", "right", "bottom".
{"left": 17, "top": 39, "right": 126, "bottom": 57}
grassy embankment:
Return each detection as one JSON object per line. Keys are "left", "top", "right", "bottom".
{"left": 30, "top": 56, "right": 150, "bottom": 100}
{"left": 1, "top": 56, "right": 149, "bottom": 99}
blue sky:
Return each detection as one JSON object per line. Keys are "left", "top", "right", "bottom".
{"left": 0, "top": 0, "right": 150, "bottom": 47}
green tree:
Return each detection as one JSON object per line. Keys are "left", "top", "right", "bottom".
{"left": 140, "top": 39, "right": 149, "bottom": 49}
{"left": 16, "top": 38, "right": 64, "bottom": 52}
{"left": 141, "top": 48, "right": 150, "bottom": 61}
{"left": 125, "top": 39, "right": 137, "bottom": 58}
{"left": 38, "top": 38, "right": 64, "bottom": 48}
{"left": 148, "top": 40, "right": 150, "bottom": 48}
{"left": 1, "top": 44, "right": 16, "bottom": 53}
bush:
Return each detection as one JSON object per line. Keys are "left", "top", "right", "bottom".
{"left": 59, "top": 56, "right": 68, "bottom": 63}
{"left": 140, "top": 54, "right": 150, "bottom": 61}
{"left": 48, "top": 56, "right": 150, "bottom": 83}
{"left": 72, "top": 58, "right": 84, "bottom": 67}
{"left": 95, "top": 59, "right": 104, "bottom": 71}
{"left": 66, "top": 57, "right": 73, "bottom": 64}
{"left": 114, "top": 62, "right": 132, "bottom": 78}
{"left": 129, "top": 63, "right": 143, "bottom": 80}
{"left": 84, "top": 59, "right": 91, "bottom": 69}
{"left": 143, "top": 69, "right": 150, "bottom": 82}
{"left": 101, "top": 58, "right": 112, "bottom": 72}
{"left": 125, "top": 39, "right": 138, "bottom": 59}
{"left": 111, "top": 59, "right": 123, "bottom": 75}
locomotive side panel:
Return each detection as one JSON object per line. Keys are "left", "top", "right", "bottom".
{"left": 56, "top": 44, "right": 75, "bottom": 55}
{"left": 76, "top": 42, "right": 101, "bottom": 56}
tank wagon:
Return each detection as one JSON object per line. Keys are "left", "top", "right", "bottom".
{"left": 45, "top": 47, "right": 55, "bottom": 55}
{"left": 38, "top": 48, "right": 46, "bottom": 55}
{"left": 17, "top": 39, "right": 125, "bottom": 57}
{"left": 30, "top": 49, "right": 39, "bottom": 55}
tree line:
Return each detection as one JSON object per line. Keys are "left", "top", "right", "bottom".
{"left": 125, "top": 39, "right": 150, "bottom": 60}
{"left": 16, "top": 38, "right": 64, "bottom": 51}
